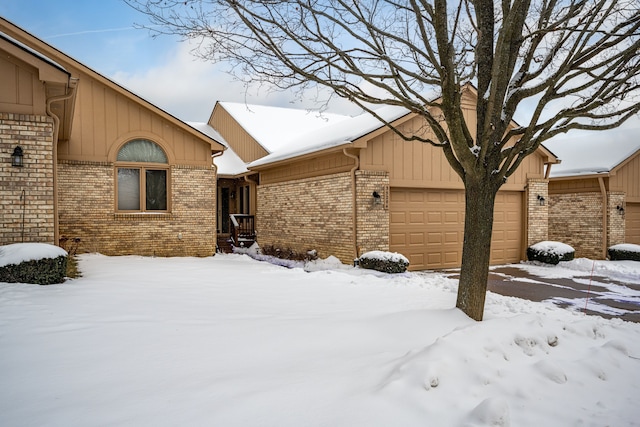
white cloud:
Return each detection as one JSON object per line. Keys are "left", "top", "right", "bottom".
{"left": 111, "top": 42, "right": 362, "bottom": 122}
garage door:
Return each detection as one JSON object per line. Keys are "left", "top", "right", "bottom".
{"left": 390, "top": 189, "right": 523, "bottom": 270}
{"left": 626, "top": 203, "right": 640, "bottom": 245}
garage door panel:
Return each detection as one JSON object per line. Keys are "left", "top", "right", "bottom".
{"left": 390, "top": 189, "right": 523, "bottom": 270}
{"left": 627, "top": 203, "right": 640, "bottom": 245}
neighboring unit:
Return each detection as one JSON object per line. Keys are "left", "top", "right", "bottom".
{"left": 0, "top": 18, "right": 226, "bottom": 256}
{"left": 213, "top": 87, "right": 559, "bottom": 270}
{"left": 546, "top": 129, "right": 640, "bottom": 259}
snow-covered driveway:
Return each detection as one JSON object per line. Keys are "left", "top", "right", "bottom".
{"left": 1, "top": 253, "right": 640, "bottom": 426}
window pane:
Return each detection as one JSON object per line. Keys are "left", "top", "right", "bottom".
{"left": 118, "top": 168, "right": 140, "bottom": 210}
{"left": 117, "top": 139, "right": 168, "bottom": 163}
{"left": 146, "top": 169, "right": 167, "bottom": 210}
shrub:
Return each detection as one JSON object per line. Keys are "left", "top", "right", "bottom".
{"left": 608, "top": 244, "right": 640, "bottom": 261}
{"left": 527, "top": 241, "right": 575, "bottom": 265}
{"left": 260, "top": 245, "right": 318, "bottom": 262}
{"left": 358, "top": 251, "right": 409, "bottom": 273}
{"left": 0, "top": 255, "right": 68, "bottom": 285}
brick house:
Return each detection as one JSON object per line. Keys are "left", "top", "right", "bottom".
{"left": 546, "top": 129, "right": 640, "bottom": 259}
{"left": 1, "top": 18, "right": 226, "bottom": 256}
{"left": 212, "top": 87, "right": 559, "bottom": 270}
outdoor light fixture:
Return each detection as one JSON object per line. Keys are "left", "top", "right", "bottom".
{"left": 11, "top": 146, "right": 24, "bottom": 167}
{"left": 617, "top": 205, "right": 625, "bottom": 216}
{"left": 537, "top": 195, "right": 546, "bottom": 206}
{"left": 372, "top": 191, "right": 382, "bottom": 205}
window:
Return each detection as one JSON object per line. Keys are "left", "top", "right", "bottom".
{"left": 116, "top": 139, "right": 169, "bottom": 212}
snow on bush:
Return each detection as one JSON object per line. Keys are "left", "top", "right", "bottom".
{"left": 608, "top": 243, "right": 640, "bottom": 261}
{"left": 526, "top": 241, "right": 575, "bottom": 265}
{"left": 358, "top": 250, "right": 409, "bottom": 273}
{"left": 0, "top": 243, "right": 68, "bottom": 285}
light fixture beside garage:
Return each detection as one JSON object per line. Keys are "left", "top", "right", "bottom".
{"left": 11, "top": 146, "right": 24, "bottom": 167}
{"left": 372, "top": 191, "right": 382, "bottom": 205}
{"left": 537, "top": 195, "right": 546, "bottom": 206}
{"left": 617, "top": 205, "right": 625, "bottom": 216}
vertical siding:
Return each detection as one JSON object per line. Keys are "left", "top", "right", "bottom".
{"left": 611, "top": 152, "right": 640, "bottom": 200}
{"left": 0, "top": 55, "right": 45, "bottom": 115}
{"left": 57, "top": 71, "right": 212, "bottom": 165}
{"left": 210, "top": 105, "right": 269, "bottom": 162}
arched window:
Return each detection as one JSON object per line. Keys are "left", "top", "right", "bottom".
{"left": 116, "top": 139, "right": 169, "bottom": 212}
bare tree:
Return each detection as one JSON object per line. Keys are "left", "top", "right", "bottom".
{"left": 126, "top": 0, "right": 640, "bottom": 320}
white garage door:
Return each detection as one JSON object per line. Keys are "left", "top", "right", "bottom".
{"left": 390, "top": 189, "right": 523, "bottom": 270}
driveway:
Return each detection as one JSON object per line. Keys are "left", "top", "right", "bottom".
{"left": 484, "top": 266, "right": 640, "bottom": 323}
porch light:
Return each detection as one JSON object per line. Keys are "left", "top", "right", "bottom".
{"left": 617, "top": 205, "right": 625, "bottom": 216}
{"left": 372, "top": 191, "right": 382, "bottom": 205}
{"left": 11, "top": 146, "right": 24, "bottom": 167}
{"left": 537, "top": 195, "right": 545, "bottom": 206}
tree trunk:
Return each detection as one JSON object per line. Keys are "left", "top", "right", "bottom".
{"left": 456, "top": 177, "right": 498, "bottom": 321}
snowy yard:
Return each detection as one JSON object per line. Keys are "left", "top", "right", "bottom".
{"left": 1, "top": 253, "right": 640, "bottom": 426}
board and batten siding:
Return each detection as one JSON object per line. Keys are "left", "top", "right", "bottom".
{"left": 55, "top": 72, "right": 212, "bottom": 166}
{"left": 209, "top": 104, "right": 269, "bottom": 163}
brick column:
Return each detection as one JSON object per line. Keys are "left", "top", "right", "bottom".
{"left": 0, "top": 113, "right": 56, "bottom": 245}
{"left": 526, "top": 178, "right": 549, "bottom": 247}
{"left": 355, "top": 170, "right": 389, "bottom": 257}
{"left": 608, "top": 192, "right": 625, "bottom": 248}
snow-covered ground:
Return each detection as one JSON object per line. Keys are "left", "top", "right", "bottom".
{"left": 1, "top": 253, "right": 640, "bottom": 426}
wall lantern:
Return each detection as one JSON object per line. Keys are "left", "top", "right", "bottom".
{"left": 617, "top": 205, "right": 625, "bottom": 216}
{"left": 537, "top": 194, "right": 546, "bottom": 206}
{"left": 11, "top": 146, "right": 24, "bottom": 167}
{"left": 372, "top": 191, "right": 382, "bottom": 205}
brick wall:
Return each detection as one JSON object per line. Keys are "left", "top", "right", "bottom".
{"left": 526, "top": 178, "right": 548, "bottom": 247}
{"left": 355, "top": 170, "right": 389, "bottom": 256}
{"left": 257, "top": 172, "right": 355, "bottom": 263}
{"left": 549, "top": 192, "right": 603, "bottom": 259}
{"left": 58, "top": 161, "right": 216, "bottom": 257}
{"left": 0, "top": 113, "right": 55, "bottom": 245}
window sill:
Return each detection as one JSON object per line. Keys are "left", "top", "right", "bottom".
{"left": 114, "top": 212, "right": 172, "bottom": 221}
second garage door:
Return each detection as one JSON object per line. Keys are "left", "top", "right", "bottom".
{"left": 389, "top": 188, "right": 523, "bottom": 270}
{"left": 626, "top": 203, "right": 640, "bottom": 245}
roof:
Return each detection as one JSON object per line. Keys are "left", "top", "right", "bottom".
{"left": 546, "top": 127, "right": 640, "bottom": 178}
{"left": 0, "top": 17, "right": 225, "bottom": 153}
{"left": 218, "top": 102, "right": 352, "bottom": 153}
{"left": 249, "top": 104, "right": 410, "bottom": 168}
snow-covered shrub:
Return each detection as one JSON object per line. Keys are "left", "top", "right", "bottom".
{"left": 0, "top": 243, "right": 68, "bottom": 285}
{"left": 526, "top": 241, "right": 575, "bottom": 265}
{"left": 261, "top": 245, "right": 318, "bottom": 262}
{"left": 608, "top": 244, "right": 640, "bottom": 261}
{"left": 358, "top": 251, "right": 409, "bottom": 273}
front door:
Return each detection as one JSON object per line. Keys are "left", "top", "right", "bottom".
{"left": 220, "top": 187, "right": 230, "bottom": 233}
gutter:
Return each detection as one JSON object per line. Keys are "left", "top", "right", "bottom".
{"left": 46, "top": 77, "right": 78, "bottom": 247}
{"left": 343, "top": 148, "right": 360, "bottom": 261}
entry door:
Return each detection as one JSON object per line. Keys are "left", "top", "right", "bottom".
{"left": 219, "top": 188, "right": 230, "bottom": 233}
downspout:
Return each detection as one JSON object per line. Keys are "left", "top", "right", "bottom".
{"left": 343, "top": 147, "right": 360, "bottom": 261}
{"left": 46, "top": 79, "right": 78, "bottom": 247}
{"left": 598, "top": 176, "right": 608, "bottom": 258}
{"left": 211, "top": 150, "right": 224, "bottom": 246}
{"left": 244, "top": 174, "right": 258, "bottom": 216}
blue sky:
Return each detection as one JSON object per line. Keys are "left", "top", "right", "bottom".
{"left": 0, "top": 0, "right": 355, "bottom": 121}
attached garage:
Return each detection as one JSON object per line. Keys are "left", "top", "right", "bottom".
{"left": 626, "top": 203, "right": 640, "bottom": 245}
{"left": 390, "top": 188, "right": 523, "bottom": 270}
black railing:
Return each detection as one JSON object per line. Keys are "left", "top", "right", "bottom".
{"left": 230, "top": 214, "right": 256, "bottom": 247}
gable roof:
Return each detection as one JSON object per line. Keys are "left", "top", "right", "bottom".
{"left": 215, "top": 102, "right": 352, "bottom": 154}
{"left": 546, "top": 127, "right": 640, "bottom": 178}
{"left": 0, "top": 17, "right": 225, "bottom": 153}
{"left": 249, "top": 104, "right": 410, "bottom": 168}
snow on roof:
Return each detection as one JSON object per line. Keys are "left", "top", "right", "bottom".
{"left": 214, "top": 146, "right": 249, "bottom": 176}
{"left": 0, "top": 30, "right": 68, "bottom": 74}
{"left": 187, "top": 122, "right": 249, "bottom": 175}
{"left": 249, "top": 104, "right": 410, "bottom": 168}
{"left": 546, "top": 127, "right": 640, "bottom": 178}
{"left": 186, "top": 122, "right": 228, "bottom": 147}
{"left": 219, "top": 102, "right": 352, "bottom": 153}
